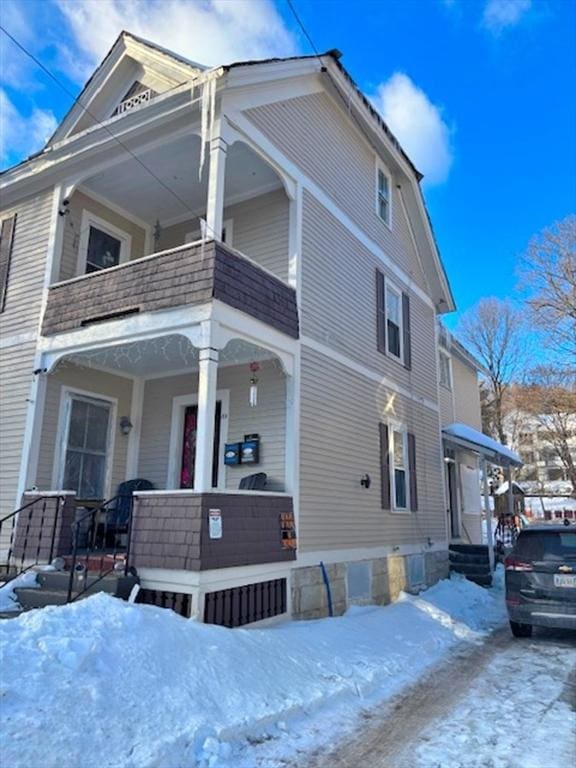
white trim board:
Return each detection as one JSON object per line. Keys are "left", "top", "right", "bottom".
{"left": 296, "top": 541, "right": 448, "bottom": 567}
{"left": 300, "top": 334, "right": 439, "bottom": 413}
{"left": 166, "top": 389, "right": 230, "bottom": 490}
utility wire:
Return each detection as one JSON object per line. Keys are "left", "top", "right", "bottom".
{"left": 285, "top": 0, "right": 323, "bottom": 64}
{"left": 0, "top": 24, "right": 201, "bottom": 218}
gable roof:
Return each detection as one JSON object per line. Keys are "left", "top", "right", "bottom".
{"left": 3, "top": 32, "right": 455, "bottom": 311}
{"left": 48, "top": 31, "right": 206, "bottom": 146}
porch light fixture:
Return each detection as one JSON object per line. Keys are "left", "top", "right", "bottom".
{"left": 249, "top": 361, "right": 260, "bottom": 408}
{"left": 153, "top": 219, "right": 162, "bottom": 250}
{"left": 119, "top": 416, "right": 133, "bottom": 436}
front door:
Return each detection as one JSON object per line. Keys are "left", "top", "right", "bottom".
{"left": 445, "top": 449, "right": 460, "bottom": 538}
{"left": 179, "top": 401, "right": 222, "bottom": 489}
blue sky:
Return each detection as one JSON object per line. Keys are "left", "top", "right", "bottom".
{"left": 1, "top": 0, "right": 574, "bottom": 328}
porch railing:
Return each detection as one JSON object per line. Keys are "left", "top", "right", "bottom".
{"left": 66, "top": 496, "right": 134, "bottom": 602}
{"left": 0, "top": 495, "right": 67, "bottom": 579}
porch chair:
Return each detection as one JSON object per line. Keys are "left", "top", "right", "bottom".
{"left": 238, "top": 472, "right": 268, "bottom": 491}
{"left": 102, "top": 478, "right": 155, "bottom": 548}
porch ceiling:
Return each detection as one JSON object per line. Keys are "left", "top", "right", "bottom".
{"left": 82, "top": 135, "right": 282, "bottom": 223}
{"left": 59, "top": 336, "right": 276, "bottom": 377}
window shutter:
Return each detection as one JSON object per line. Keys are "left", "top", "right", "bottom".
{"left": 379, "top": 423, "right": 391, "bottom": 509}
{"left": 408, "top": 432, "right": 418, "bottom": 511}
{"left": 0, "top": 214, "right": 17, "bottom": 313}
{"left": 402, "top": 291, "right": 412, "bottom": 370}
{"left": 376, "top": 269, "right": 386, "bottom": 354}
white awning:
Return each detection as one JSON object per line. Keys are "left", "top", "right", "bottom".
{"left": 442, "top": 423, "right": 523, "bottom": 467}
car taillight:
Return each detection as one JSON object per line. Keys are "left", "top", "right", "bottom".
{"left": 505, "top": 556, "right": 533, "bottom": 572}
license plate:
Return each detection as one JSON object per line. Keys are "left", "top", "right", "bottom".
{"left": 554, "top": 574, "right": 576, "bottom": 588}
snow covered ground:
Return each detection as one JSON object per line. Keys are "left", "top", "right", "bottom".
{"left": 411, "top": 636, "right": 576, "bottom": 768}
{"left": 0, "top": 570, "right": 507, "bottom": 768}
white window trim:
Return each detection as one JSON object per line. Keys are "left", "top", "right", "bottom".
{"left": 52, "top": 386, "right": 118, "bottom": 500}
{"left": 439, "top": 350, "right": 452, "bottom": 390}
{"left": 77, "top": 210, "right": 132, "bottom": 276}
{"left": 166, "top": 390, "right": 230, "bottom": 491}
{"left": 385, "top": 276, "right": 404, "bottom": 362}
{"left": 185, "top": 218, "right": 233, "bottom": 246}
{"left": 389, "top": 422, "right": 410, "bottom": 513}
{"left": 375, "top": 161, "right": 393, "bottom": 228}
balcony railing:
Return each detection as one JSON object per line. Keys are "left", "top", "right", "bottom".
{"left": 42, "top": 240, "right": 299, "bottom": 339}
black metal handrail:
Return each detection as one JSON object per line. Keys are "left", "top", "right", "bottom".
{"left": 0, "top": 495, "right": 67, "bottom": 580}
{"left": 66, "top": 495, "right": 134, "bottom": 602}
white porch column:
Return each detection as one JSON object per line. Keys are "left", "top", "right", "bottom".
{"left": 482, "top": 459, "right": 495, "bottom": 571}
{"left": 194, "top": 347, "right": 219, "bottom": 492}
{"left": 205, "top": 130, "right": 227, "bottom": 242}
{"left": 506, "top": 465, "right": 514, "bottom": 517}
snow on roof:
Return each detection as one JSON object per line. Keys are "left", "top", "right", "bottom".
{"left": 442, "top": 423, "right": 523, "bottom": 467}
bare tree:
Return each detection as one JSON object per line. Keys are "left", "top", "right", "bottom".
{"left": 514, "top": 367, "right": 576, "bottom": 495}
{"left": 520, "top": 215, "right": 576, "bottom": 366}
{"left": 458, "top": 298, "right": 526, "bottom": 444}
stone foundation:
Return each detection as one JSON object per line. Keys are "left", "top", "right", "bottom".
{"left": 291, "top": 549, "right": 450, "bottom": 620}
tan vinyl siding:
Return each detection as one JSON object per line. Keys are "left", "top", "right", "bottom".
{"left": 452, "top": 357, "right": 482, "bottom": 430}
{"left": 245, "top": 92, "right": 428, "bottom": 290}
{"left": 35, "top": 365, "right": 133, "bottom": 495}
{"left": 299, "top": 345, "right": 446, "bottom": 552}
{"left": 0, "top": 189, "right": 53, "bottom": 338}
{"left": 301, "top": 191, "right": 437, "bottom": 404}
{"left": 158, "top": 189, "right": 290, "bottom": 282}
{"left": 439, "top": 383, "right": 455, "bottom": 426}
{"left": 138, "top": 360, "right": 286, "bottom": 491}
{"left": 58, "top": 190, "right": 147, "bottom": 282}
{"left": 0, "top": 341, "right": 36, "bottom": 520}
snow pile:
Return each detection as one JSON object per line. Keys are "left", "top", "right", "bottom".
{"left": 0, "top": 571, "right": 38, "bottom": 613}
{"left": 0, "top": 573, "right": 506, "bottom": 768}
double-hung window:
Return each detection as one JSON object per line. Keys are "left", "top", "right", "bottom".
{"left": 379, "top": 423, "right": 418, "bottom": 512}
{"left": 391, "top": 427, "right": 409, "bottom": 510}
{"left": 376, "top": 271, "right": 411, "bottom": 368}
{"left": 62, "top": 395, "right": 113, "bottom": 499}
{"left": 386, "top": 282, "right": 403, "bottom": 360}
{"left": 377, "top": 166, "right": 391, "bottom": 225}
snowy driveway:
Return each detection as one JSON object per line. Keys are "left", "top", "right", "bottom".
{"left": 302, "top": 626, "right": 576, "bottom": 768}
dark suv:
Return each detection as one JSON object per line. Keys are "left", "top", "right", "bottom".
{"left": 505, "top": 523, "right": 576, "bottom": 637}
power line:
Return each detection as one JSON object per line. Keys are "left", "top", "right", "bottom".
{"left": 285, "top": 0, "right": 323, "bottom": 63}
{"left": 0, "top": 25, "right": 201, "bottom": 218}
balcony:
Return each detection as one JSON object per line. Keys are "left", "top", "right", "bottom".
{"left": 42, "top": 240, "right": 299, "bottom": 339}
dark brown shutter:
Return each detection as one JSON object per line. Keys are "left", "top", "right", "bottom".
{"left": 408, "top": 432, "right": 418, "bottom": 511}
{"left": 376, "top": 269, "right": 386, "bottom": 354}
{"left": 379, "top": 423, "right": 391, "bottom": 509}
{"left": 0, "top": 214, "right": 17, "bottom": 313}
{"left": 402, "top": 291, "right": 412, "bottom": 370}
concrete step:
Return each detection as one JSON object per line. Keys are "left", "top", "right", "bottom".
{"left": 450, "top": 562, "right": 492, "bottom": 577}
{"left": 449, "top": 544, "right": 490, "bottom": 557}
{"left": 449, "top": 550, "right": 490, "bottom": 565}
{"left": 14, "top": 574, "right": 139, "bottom": 609}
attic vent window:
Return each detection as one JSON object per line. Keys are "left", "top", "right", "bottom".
{"left": 113, "top": 81, "right": 157, "bottom": 116}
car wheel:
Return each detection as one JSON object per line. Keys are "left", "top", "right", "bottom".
{"left": 510, "top": 620, "right": 533, "bottom": 638}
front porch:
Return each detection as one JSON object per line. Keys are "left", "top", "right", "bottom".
{"left": 10, "top": 325, "right": 298, "bottom": 589}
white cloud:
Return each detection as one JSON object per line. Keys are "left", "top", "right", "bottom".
{"left": 0, "top": 89, "right": 58, "bottom": 168}
{"left": 482, "top": 0, "right": 532, "bottom": 34}
{"left": 56, "top": 0, "right": 298, "bottom": 83}
{"left": 372, "top": 73, "right": 454, "bottom": 186}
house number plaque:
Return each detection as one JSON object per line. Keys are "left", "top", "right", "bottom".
{"left": 209, "top": 509, "right": 223, "bottom": 539}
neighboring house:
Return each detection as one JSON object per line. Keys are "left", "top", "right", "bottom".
{"left": 0, "top": 33, "right": 516, "bottom": 624}
{"left": 437, "top": 324, "right": 521, "bottom": 544}
{"left": 504, "top": 411, "right": 576, "bottom": 487}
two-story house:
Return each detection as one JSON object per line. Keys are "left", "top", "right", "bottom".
{"left": 0, "top": 32, "right": 517, "bottom": 624}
